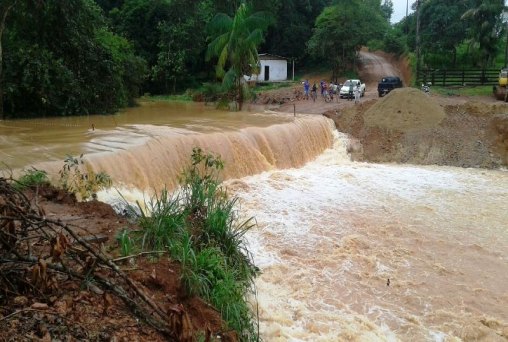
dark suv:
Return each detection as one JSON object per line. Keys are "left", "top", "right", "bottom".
{"left": 377, "top": 76, "right": 403, "bottom": 97}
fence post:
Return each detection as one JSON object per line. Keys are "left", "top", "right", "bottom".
{"left": 462, "top": 69, "right": 465, "bottom": 86}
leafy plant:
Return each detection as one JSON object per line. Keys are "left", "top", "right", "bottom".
{"left": 58, "top": 154, "right": 112, "bottom": 201}
{"left": 122, "top": 148, "right": 259, "bottom": 340}
{"left": 14, "top": 167, "right": 49, "bottom": 190}
{"left": 116, "top": 229, "right": 134, "bottom": 257}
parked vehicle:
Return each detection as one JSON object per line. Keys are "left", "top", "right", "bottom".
{"left": 493, "top": 68, "right": 508, "bottom": 101}
{"left": 377, "top": 76, "right": 403, "bottom": 97}
{"left": 421, "top": 82, "right": 431, "bottom": 94}
{"left": 339, "top": 79, "right": 365, "bottom": 99}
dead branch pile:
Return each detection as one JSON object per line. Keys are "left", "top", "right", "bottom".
{"left": 0, "top": 178, "right": 193, "bottom": 341}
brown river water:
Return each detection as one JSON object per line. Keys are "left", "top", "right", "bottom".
{"left": 1, "top": 102, "right": 507, "bottom": 341}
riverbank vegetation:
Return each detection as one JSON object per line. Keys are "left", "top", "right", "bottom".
{"left": 1, "top": 0, "right": 506, "bottom": 119}
{"left": 2, "top": 149, "right": 259, "bottom": 340}
{"left": 119, "top": 148, "right": 259, "bottom": 340}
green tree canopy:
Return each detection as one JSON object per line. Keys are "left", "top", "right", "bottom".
{"left": 260, "top": 0, "right": 328, "bottom": 63}
{"left": 307, "top": 0, "right": 388, "bottom": 78}
{"left": 380, "top": 0, "right": 394, "bottom": 22}
{"left": 461, "top": 0, "right": 505, "bottom": 68}
{"left": 419, "top": 0, "right": 470, "bottom": 66}
{"left": 2, "top": 0, "right": 146, "bottom": 118}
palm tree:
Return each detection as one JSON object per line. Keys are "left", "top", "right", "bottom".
{"left": 206, "top": 3, "right": 270, "bottom": 110}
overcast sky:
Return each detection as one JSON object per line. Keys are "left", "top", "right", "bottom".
{"left": 391, "top": 0, "right": 416, "bottom": 24}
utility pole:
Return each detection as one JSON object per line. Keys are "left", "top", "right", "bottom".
{"left": 292, "top": 58, "right": 295, "bottom": 81}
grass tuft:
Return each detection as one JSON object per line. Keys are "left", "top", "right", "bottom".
{"left": 14, "top": 168, "right": 49, "bottom": 190}
{"left": 431, "top": 85, "right": 493, "bottom": 97}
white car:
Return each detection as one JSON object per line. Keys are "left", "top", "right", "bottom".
{"left": 339, "top": 79, "right": 365, "bottom": 98}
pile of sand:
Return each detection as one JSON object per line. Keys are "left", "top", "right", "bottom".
{"left": 364, "top": 88, "right": 446, "bottom": 131}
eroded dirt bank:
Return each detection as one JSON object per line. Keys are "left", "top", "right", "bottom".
{"left": 324, "top": 88, "right": 508, "bottom": 168}
{"left": 254, "top": 83, "right": 507, "bottom": 169}
{"left": 0, "top": 184, "right": 234, "bottom": 341}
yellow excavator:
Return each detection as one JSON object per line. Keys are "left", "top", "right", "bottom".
{"left": 493, "top": 68, "right": 508, "bottom": 101}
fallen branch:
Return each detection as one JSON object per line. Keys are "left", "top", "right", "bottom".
{"left": 0, "top": 178, "right": 190, "bottom": 341}
{"left": 112, "top": 251, "right": 168, "bottom": 263}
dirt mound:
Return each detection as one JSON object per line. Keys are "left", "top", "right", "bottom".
{"left": 492, "top": 115, "right": 508, "bottom": 164}
{"left": 364, "top": 88, "right": 446, "bottom": 131}
{"left": 461, "top": 101, "right": 508, "bottom": 117}
{"left": 254, "top": 85, "right": 303, "bottom": 105}
{"left": 329, "top": 93, "right": 508, "bottom": 169}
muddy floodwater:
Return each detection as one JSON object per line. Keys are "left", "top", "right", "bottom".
{"left": 0, "top": 101, "right": 292, "bottom": 170}
{"left": 2, "top": 102, "right": 507, "bottom": 341}
{"left": 228, "top": 132, "right": 508, "bottom": 341}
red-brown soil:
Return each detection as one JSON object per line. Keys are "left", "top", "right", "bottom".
{"left": 325, "top": 89, "right": 508, "bottom": 168}
{"left": 0, "top": 186, "right": 234, "bottom": 342}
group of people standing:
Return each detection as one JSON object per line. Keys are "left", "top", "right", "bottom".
{"left": 302, "top": 79, "right": 361, "bottom": 103}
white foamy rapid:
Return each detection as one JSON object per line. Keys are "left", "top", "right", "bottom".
{"left": 225, "top": 131, "right": 508, "bottom": 341}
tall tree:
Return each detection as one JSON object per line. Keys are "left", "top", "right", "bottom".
{"left": 419, "top": 0, "right": 469, "bottom": 66}
{"left": 109, "top": 0, "right": 213, "bottom": 93}
{"left": 307, "top": 0, "right": 388, "bottom": 78}
{"left": 3, "top": 0, "right": 146, "bottom": 117}
{"left": 0, "top": 0, "right": 18, "bottom": 119}
{"left": 461, "top": 0, "right": 505, "bottom": 67}
{"left": 380, "top": 0, "right": 394, "bottom": 22}
{"left": 260, "top": 0, "right": 328, "bottom": 62}
{"left": 206, "top": 3, "right": 270, "bottom": 110}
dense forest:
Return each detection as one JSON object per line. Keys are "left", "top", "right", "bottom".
{"left": 0, "top": 0, "right": 505, "bottom": 118}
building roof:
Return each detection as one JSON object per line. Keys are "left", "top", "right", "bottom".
{"left": 258, "top": 53, "right": 287, "bottom": 61}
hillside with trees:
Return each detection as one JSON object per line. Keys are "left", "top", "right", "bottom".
{"left": 0, "top": 0, "right": 506, "bottom": 118}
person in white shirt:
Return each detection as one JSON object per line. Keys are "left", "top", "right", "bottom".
{"left": 354, "top": 84, "right": 361, "bottom": 104}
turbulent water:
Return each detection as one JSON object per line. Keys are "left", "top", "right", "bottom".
{"left": 0, "top": 101, "right": 294, "bottom": 171}
{"left": 228, "top": 132, "right": 508, "bottom": 341}
{"left": 3, "top": 102, "right": 507, "bottom": 341}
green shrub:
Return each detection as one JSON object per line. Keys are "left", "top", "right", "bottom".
{"left": 116, "top": 229, "right": 134, "bottom": 256}
{"left": 383, "top": 29, "right": 408, "bottom": 56}
{"left": 122, "top": 147, "right": 258, "bottom": 340}
{"left": 367, "top": 39, "right": 384, "bottom": 52}
{"left": 58, "top": 155, "right": 112, "bottom": 201}
{"left": 14, "top": 168, "right": 49, "bottom": 190}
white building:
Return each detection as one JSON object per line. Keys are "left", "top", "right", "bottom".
{"left": 247, "top": 54, "right": 288, "bottom": 82}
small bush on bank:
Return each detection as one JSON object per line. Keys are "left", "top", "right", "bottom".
{"left": 121, "top": 148, "right": 258, "bottom": 341}
{"left": 14, "top": 168, "right": 50, "bottom": 190}
{"left": 58, "top": 155, "right": 112, "bottom": 201}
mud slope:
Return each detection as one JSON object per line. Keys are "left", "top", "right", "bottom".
{"left": 327, "top": 88, "right": 508, "bottom": 168}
